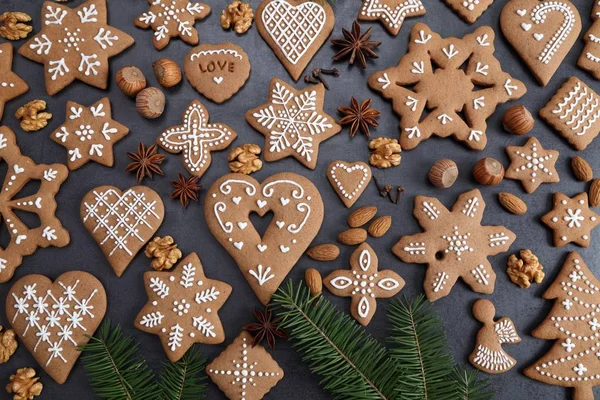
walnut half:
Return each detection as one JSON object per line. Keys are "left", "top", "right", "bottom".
{"left": 368, "top": 137, "right": 401, "bottom": 169}
{"left": 221, "top": 1, "right": 254, "bottom": 34}
{"left": 15, "top": 100, "right": 52, "bottom": 132}
{"left": 145, "top": 236, "right": 182, "bottom": 271}
{"left": 228, "top": 143, "right": 262, "bottom": 175}
{"left": 0, "top": 12, "right": 32, "bottom": 41}
{"left": 0, "top": 325, "right": 17, "bottom": 363}
{"left": 6, "top": 368, "right": 43, "bottom": 400}
{"left": 507, "top": 249, "right": 545, "bottom": 289}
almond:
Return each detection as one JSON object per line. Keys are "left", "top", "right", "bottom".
{"left": 498, "top": 192, "right": 527, "bottom": 215}
{"left": 305, "top": 268, "right": 322, "bottom": 296}
{"left": 306, "top": 244, "right": 340, "bottom": 261}
{"left": 367, "top": 216, "right": 392, "bottom": 238}
{"left": 571, "top": 156, "right": 593, "bottom": 182}
{"left": 347, "top": 206, "right": 377, "bottom": 228}
{"left": 590, "top": 179, "right": 600, "bottom": 208}
{"left": 337, "top": 228, "right": 367, "bottom": 246}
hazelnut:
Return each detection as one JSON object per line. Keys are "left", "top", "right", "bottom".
{"left": 502, "top": 105, "right": 534, "bottom": 135}
{"left": 136, "top": 87, "right": 165, "bottom": 119}
{"left": 152, "top": 58, "right": 181, "bottom": 88}
{"left": 428, "top": 159, "right": 458, "bottom": 188}
{"left": 116, "top": 66, "right": 146, "bottom": 97}
{"left": 473, "top": 157, "right": 504, "bottom": 186}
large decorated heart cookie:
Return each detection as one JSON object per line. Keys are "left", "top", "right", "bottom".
{"left": 326, "top": 161, "right": 372, "bottom": 208}
{"left": 500, "top": 0, "right": 581, "bottom": 86}
{"left": 6, "top": 271, "right": 107, "bottom": 383}
{"left": 80, "top": 185, "right": 165, "bottom": 277}
{"left": 256, "top": 0, "right": 334, "bottom": 81}
{"left": 205, "top": 173, "right": 324, "bottom": 304}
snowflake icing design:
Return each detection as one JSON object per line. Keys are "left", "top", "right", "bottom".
{"left": 541, "top": 192, "right": 600, "bottom": 248}
{"left": 393, "top": 189, "right": 516, "bottom": 301}
{"left": 368, "top": 23, "right": 525, "bottom": 150}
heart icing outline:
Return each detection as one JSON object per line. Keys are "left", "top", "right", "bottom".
{"left": 327, "top": 161, "right": 372, "bottom": 208}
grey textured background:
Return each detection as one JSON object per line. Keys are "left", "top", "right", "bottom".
{"left": 0, "top": 0, "right": 597, "bottom": 398}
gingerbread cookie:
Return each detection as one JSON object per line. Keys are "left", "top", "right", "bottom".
{"left": 469, "top": 299, "right": 521, "bottom": 374}
{"left": 246, "top": 77, "right": 341, "bottom": 169}
{"left": 326, "top": 161, "right": 372, "bottom": 208}
{"left": 358, "top": 0, "right": 425, "bottom": 36}
{"left": 541, "top": 192, "right": 600, "bottom": 248}
{"left": 368, "top": 23, "right": 526, "bottom": 151}
{"left": 158, "top": 99, "right": 237, "bottom": 177}
{"left": 135, "top": 0, "right": 210, "bottom": 50}
{"left": 19, "top": 0, "right": 134, "bottom": 95}
{"left": 0, "top": 126, "right": 70, "bottom": 283}
{"left": 443, "top": 0, "right": 492, "bottom": 23}
{"left": 6, "top": 271, "right": 107, "bottom": 383}
{"left": 393, "top": 189, "right": 516, "bottom": 301}
{"left": 205, "top": 173, "right": 324, "bottom": 305}
{"left": 525, "top": 252, "right": 600, "bottom": 399}
{"left": 539, "top": 77, "right": 600, "bottom": 151}
{"left": 324, "top": 243, "right": 404, "bottom": 326}
{"left": 207, "top": 331, "right": 284, "bottom": 400}
{"left": 578, "top": 6, "right": 600, "bottom": 79}
{"left": 505, "top": 137, "right": 560, "bottom": 193}
{"left": 256, "top": 0, "right": 334, "bottom": 81}
{"left": 135, "top": 253, "right": 231, "bottom": 362}
{"left": 184, "top": 43, "right": 251, "bottom": 104}
{"left": 500, "top": 0, "right": 581, "bottom": 86}
{"left": 51, "top": 97, "right": 129, "bottom": 170}
{"left": 0, "top": 43, "right": 28, "bottom": 121}
{"left": 80, "top": 185, "right": 165, "bottom": 277}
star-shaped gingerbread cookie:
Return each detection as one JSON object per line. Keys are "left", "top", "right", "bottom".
{"left": 541, "top": 192, "right": 600, "bottom": 248}
{"left": 135, "top": 0, "right": 210, "bottom": 50}
{"left": 324, "top": 243, "right": 404, "bottom": 326}
{"left": 157, "top": 99, "right": 237, "bottom": 177}
{"left": 246, "top": 77, "right": 341, "bottom": 169}
{"left": 393, "top": 189, "right": 516, "bottom": 301}
{"left": 505, "top": 137, "right": 559, "bottom": 194}
{"left": 357, "top": 0, "right": 425, "bottom": 36}
{"left": 50, "top": 98, "right": 129, "bottom": 170}
{"left": 135, "top": 253, "right": 232, "bottom": 362}
{"left": 19, "top": 0, "right": 134, "bottom": 95}
{"left": 0, "top": 43, "right": 28, "bottom": 121}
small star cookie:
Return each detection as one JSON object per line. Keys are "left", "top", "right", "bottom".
{"left": 0, "top": 43, "right": 28, "bottom": 121}
{"left": 357, "top": 0, "right": 425, "bottom": 36}
{"left": 505, "top": 137, "right": 559, "bottom": 194}
{"left": 541, "top": 192, "right": 600, "bottom": 247}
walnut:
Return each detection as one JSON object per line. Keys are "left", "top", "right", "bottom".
{"left": 228, "top": 144, "right": 262, "bottom": 174}
{"left": 368, "top": 137, "right": 401, "bottom": 169}
{"left": 0, "top": 326, "right": 17, "bottom": 363}
{"left": 6, "top": 368, "right": 43, "bottom": 400}
{"left": 507, "top": 249, "right": 545, "bottom": 289}
{"left": 0, "top": 12, "right": 32, "bottom": 41}
{"left": 15, "top": 100, "right": 52, "bottom": 132}
{"left": 221, "top": 1, "right": 254, "bottom": 34}
{"left": 145, "top": 236, "right": 182, "bottom": 271}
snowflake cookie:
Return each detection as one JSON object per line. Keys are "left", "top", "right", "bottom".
{"left": 50, "top": 97, "right": 129, "bottom": 170}
{"left": 246, "top": 77, "right": 341, "bottom": 169}
{"left": 578, "top": 4, "right": 600, "bottom": 80}
{"left": 6, "top": 271, "right": 107, "bottom": 384}
{"left": 324, "top": 243, "right": 404, "bottom": 326}
{"left": 357, "top": 0, "right": 425, "bottom": 36}
{"left": 368, "top": 23, "right": 526, "bottom": 151}
{"left": 135, "top": 0, "right": 210, "bottom": 51}
{"left": 18, "top": 0, "right": 134, "bottom": 95}
{"left": 135, "top": 253, "right": 231, "bottom": 362}
{"left": 157, "top": 99, "right": 237, "bottom": 177}
{"left": 0, "top": 126, "right": 70, "bottom": 283}
{"left": 80, "top": 185, "right": 165, "bottom": 277}
{"left": 0, "top": 43, "right": 28, "bottom": 121}
{"left": 207, "top": 331, "right": 284, "bottom": 400}
{"left": 504, "top": 137, "right": 560, "bottom": 193}
{"left": 393, "top": 189, "right": 516, "bottom": 301}
{"left": 541, "top": 192, "right": 600, "bottom": 248}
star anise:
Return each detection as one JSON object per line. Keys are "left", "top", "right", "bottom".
{"left": 243, "top": 306, "right": 287, "bottom": 349}
{"left": 338, "top": 97, "right": 380, "bottom": 137}
{"left": 331, "top": 21, "right": 380, "bottom": 69}
{"left": 126, "top": 143, "right": 165, "bottom": 182}
{"left": 171, "top": 172, "right": 202, "bottom": 207}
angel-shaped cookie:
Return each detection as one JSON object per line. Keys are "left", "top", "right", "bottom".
{"left": 469, "top": 299, "right": 521, "bottom": 374}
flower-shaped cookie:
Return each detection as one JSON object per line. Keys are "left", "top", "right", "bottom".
{"left": 541, "top": 193, "right": 600, "bottom": 247}
{"left": 505, "top": 137, "right": 559, "bottom": 193}
{"left": 368, "top": 23, "right": 526, "bottom": 151}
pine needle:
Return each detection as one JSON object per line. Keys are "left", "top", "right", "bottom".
{"left": 272, "top": 280, "right": 402, "bottom": 400}
{"left": 159, "top": 346, "right": 207, "bottom": 400}
{"left": 452, "top": 367, "right": 494, "bottom": 400}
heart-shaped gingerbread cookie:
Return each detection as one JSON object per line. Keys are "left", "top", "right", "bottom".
{"left": 80, "top": 186, "right": 165, "bottom": 277}
{"left": 184, "top": 43, "right": 251, "bottom": 104}
{"left": 205, "top": 173, "right": 324, "bottom": 304}
{"left": 500, "top": 0, "right": 581, "bottom": 86}
{"left": 327, "top": 161, "right": 372, "bottom": 208}
{"left": 6, "top": 271, "right": 107, "bottom": 383}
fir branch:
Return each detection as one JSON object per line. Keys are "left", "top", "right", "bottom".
{"left": 272, "top": 280, "right": 403, "bottom": 400}
{"left": 78, "top": 319, "right": 160, "bottom": 400}
{"left": 452, "top": 367, "right": 493, "bottom": 400}
{"left": 159, "top": 346, "right": 207, "bottom": 400}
